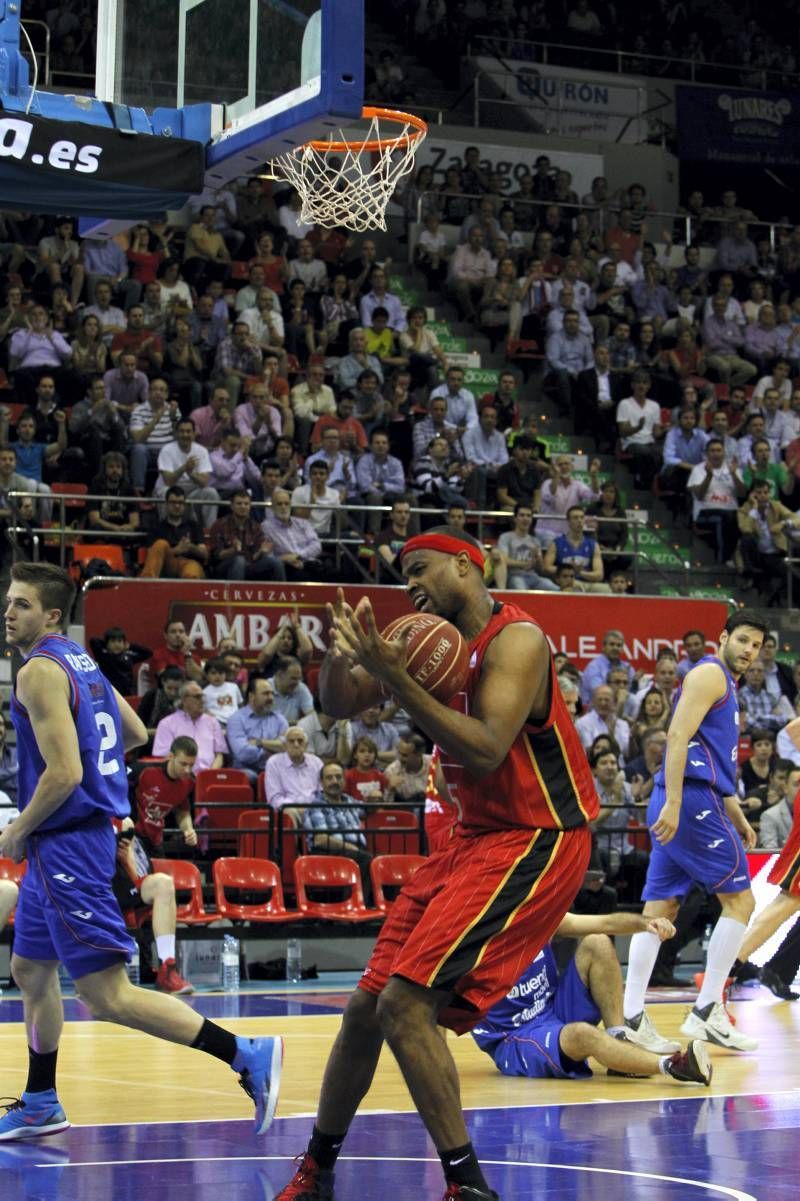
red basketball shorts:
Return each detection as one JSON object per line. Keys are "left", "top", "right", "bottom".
{"left": 360, "top": 823, "right": 592, "bottom": 1033}
{"left": 768, "top": 820, "right": 800, "bottom": 897}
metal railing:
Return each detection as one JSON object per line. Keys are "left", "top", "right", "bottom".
{"left": 467, "top": 34, "right": 800, "bottom": 94}
{"left": 20, "top": 19, "right": 50, "bottom": 88}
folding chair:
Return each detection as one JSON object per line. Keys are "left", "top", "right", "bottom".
{"left": 293, "top": 854, "right": 382, "bottom": 923}
{"left": 149, "top": 857, "right": 218, "bottom": 924}
{"left": 370, "top": 853, "right": 427, "bottom": 913}
{"left": 213, "top": 857, "right": 301, "bottom": 922}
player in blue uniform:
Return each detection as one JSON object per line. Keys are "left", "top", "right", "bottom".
{"left": 622, "top": 608, "right": 768, "bottom": 1054}
{"left": 472, "top": 909, "right": 712, "bottom": 1086}
{"left": 0, "top": 563, "right": 282, "bottom": 1141}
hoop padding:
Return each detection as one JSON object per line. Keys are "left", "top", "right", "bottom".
{"left": 265, "top": 107, "right": 427, "bottom": 233}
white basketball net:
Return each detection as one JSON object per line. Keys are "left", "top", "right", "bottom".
{"left": 265, "top": 112, "right": 426, "bottom": 233}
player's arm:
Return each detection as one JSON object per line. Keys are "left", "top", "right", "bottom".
{"left": 556, "top": 912, "right": 675, "bottom": 940}
{"left": 319, "top": 594, "right": 387, "bottom": 716}
{"left": 176, "top": 805, "right": 197, "bottom": 847}
{"left": 112, "top": 687, "right": 148, "bottom": 752}
{"left": 331, "top": 595, "right": 551, "bottom": 778}
{"left": 651, "top": 662, "right": 727, "bottom": 845}
{"left": 0, "top": 659, "right": 83, "bottom": 851}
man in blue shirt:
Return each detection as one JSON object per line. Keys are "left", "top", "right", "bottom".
{"left": 658, "top": 407, "right": 708, "bottom": 518}
{"left": 268, "top": 655, "right": 314, "bottom": 723}
{"left": 226, "top": 677, "right": 289, "bottom": 779}
{"left": 545, "top": 308, "right": 594, "bottom": 414}
{"left": 580, "top": 628, "right": 636, "bottom": 705}
{"left": 303, "top": 761, "right": 373, "bottom": 904}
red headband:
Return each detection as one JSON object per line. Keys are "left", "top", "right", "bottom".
{"left": 398, "top": 533, "right": 485, "bottom": 571}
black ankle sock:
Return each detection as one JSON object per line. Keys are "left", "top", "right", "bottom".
{"left": 190, "top": 1020, "right": 238, "bottom": 1066}
{"left": 25, "top": 1047, "right": 58, "bottom": 1094}
{"left": 308, "top": 1124, "right": 348, "bottom": 1171}
{"left": 440, "top": 1142, "right": 488, "bottom": 1191}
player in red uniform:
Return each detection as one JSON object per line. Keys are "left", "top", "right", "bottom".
{"left": 276, "top": 528, "right": 598, "bottom": 1201}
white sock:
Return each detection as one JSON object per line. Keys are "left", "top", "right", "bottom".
{"left": 623, "top": 931, "right": 662, "bottom": 1020}
{"left": 156, "top": 934, "right": 176, "bottom": 963}
{"left": 696, "top": 916, "right": 747, "bottom": 1009}
{"left": 657, "top": 1055, "right": 671, "bottom": 1076}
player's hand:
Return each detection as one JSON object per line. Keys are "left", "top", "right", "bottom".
{"left": 733, "top": 813, "right": 757, "bottom": 850}
{"left": 643, "top": 916, "right": 676, "bottom": 941}
{"left": 651, "top": 796, "right": 681, "bottom": 844}
{"left": 330, "top": 593, "right": 409, "bottom": 686}
{"left": 184, "top": 828, "right": 198, "bottom": 847}
{"left": 0, "top": 820, "right": 26, "bottom": 863}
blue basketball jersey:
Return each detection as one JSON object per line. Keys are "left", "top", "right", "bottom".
{"left": 11, "top": 634, "right": 129, "bottom": 831}
{"left": 655, "top": 653, "right": 739, "bottom": 796}
{"left": 472, "top": 944, "right": 559, "bottom": 1050}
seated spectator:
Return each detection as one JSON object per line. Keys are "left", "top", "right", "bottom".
{"left": 110, "top": 303, "right": 164, "bottom": 375}
{"left": 209, "top": 427, "right": 261, "bottom": 498}
{"left": 580, "top": 628, "right": 636, "bottom": 706}
{"left": 411, "top": 395, "right": 458, "bottom": 462}
{"left": 350, "top": 704, "right": 398, "bottom": 765}
{"left": 140, "top": 485, "right": 208, "bottom": 580}
{"left": 89, "top": 626, "right": 151, "bottom": 696}
{"left": 84, "top": 450, "right": 139, "bottom": 548}
{"left": 702, "top": 294, "right": 757, "bottom": 387}
{"left": 201, "top": 656, "right": 243, "bottom": 727}
{"left": 256, "top": 614, "right": 313, "bottom": 675}
{"left": 234, "top": 380, "right": 289, "bottom": 464}
{"left": 319, "top": 271, "right": 360, "bottom": 356}
{"left": 260, "top": 488, "right": 324, "bottom": 578}
{"left": 153, "top": 417, "right": 219, "bottom": 528}
{"left": 152, "top": 680, "right": 227, "bottom": 772}
{"left": 461, "top": 403, "right": 509, "bottom": 510}
{"left": 376, "top": 497, "right": 414, "bottom": 572}
{"left": 737, "top": 479, "right": 800, "bottom": 603}
{"left": 429, "top": 366, "right": 479, "bottom": 433}
{"left": 739, "top": 728, "right": 776, "bottom": 801}
{"left": 208, "top": 489, "right": 285, "bottom": 581}
{"left": 359, "top": 265, "right": 406, "bottom": 332}
{"left": 213, "top": 319, "right": 264, "bottom": 404}
{"left": 162, "top": 316, "right": 204, "bottom": 414}
{"left": 303, "top": 762, "right": 371, "bottom": 897}
{"left": 287, "top": 238, "right": 329, "bottom": 298}
{"left": 585, "top": 480, "right": 631, "bottom": 577}
{"left": 414, "top": 210, "right": 450, "bottom": 292}
{"left": 364, "top": 307, "right": 408, "bottom": 372}
{"left": 226, "top": 676, "right": 289, "bottom": 778}
{"left": 187, "top": 293, "right": 228, "bottom": 372}
{"left": 37, "top": 216, "right": 85, "bottom": 306}
{"left": 495, "top": 434, "right": 544, "bottom": 511}
{"left": 84, "top": 278, "right": 127, "bottom": 343}
{"left": 658, "top": 406, "right": 709, "bottom": 516}
{"left": 336, "top": 326, "right": 384, "bottom": 392}
{"left": 305, "top": 427, "right": 359, "bottom": 502}
{"left": 128, "top": 377, "right": 180, "bottom": 493}
{"left": 68, "top": 376, "right": 127, "bottom": 479}
{"left": 752, "top": 359, "right": 793, "bottom": 406}
{"left": 576, "top": 684, "right": 631, "bottom": 759}
{"left": 741, "top": 436, "right": 793, "bottom": 501}
{"left": 2, "top": 407, "right": 65, "bottom": 503}
{"left": 356, "top": 429, "right": 408, "bottom": 535}
{"left": 546, "top": 286, "right": 594, "bottom": 340}
{"left": 590, "top": 745, "right": 648, "bottom": 897}
{"left": 536, "top": 453, "right": 601, "bottom": 547}
{"left": 104, "top": 351, "right": 149, "bottom": 419}
{"left": 298, "top": 694, "right": 353, "bottom": 765}
{"left": 479, "top": 256, "right": 518, "bottom": 344}
{"left": 616, "top": 370, "right": 665, "bottom": 490}
{"left": 623, "top": 726, "right": 668, "bottom": 807}
{"left": 8, "top": 304, "right": 74, "bottom": 404}
{"left": 480, "top": 370, "right": 521, "bottom": 434}
{"left": 384, "top": 730, "right": 431, "bottom": 805}
{"left": 398, "top": 306, "right": 447, "bottom": 390}
{"left": 133, "top": 735, "right": 198, "bottom": 851}
{"left": 758, "top": 765, "right": 800, "bottom": 849}
{"left": 148, "top": 618, "right": 203, "bottom": 684}
{"left": 183, "top": 204, "right": 231, "bottom": 292}
{"left": 738, "top": 661, "right": 795, "bottom": 734}
{"left": 268, "top": 654, "right": 314, "bottom": 723}
{"left": 743, "top": 302, "right": 781, "bottom": 375}
{"left": 345, "top": 736, "right": 386, "bottom": 803}
{"left": 688, "top": 437, "right": 745, "bottom": 563}
{"left": 71, "top": 313, "right": 109, "bottom": 384}
{"left": 542, "top": 504, "right": 609, "bottom": 592}
{"left": 310, "top": 393, "right": 368, "bottom": 456}
{"left": 264, "top": 725, "right": 323, "bottom": 820}
{"left": 545, "top": 308, "right": 594, "bottom": 415}
{"left": 412, "top": 435, "right": 470, "bottom": 511}
{"left": 290, "top": 458, "right": 340, "bottom": 537}
{"left": 494, "top": 503, "right": 557, "bottom": 591}
{"left": 508, "top": 256, "right": 551, "bottom": 343}
{"left": 447, "top": 226, "right": 496, "bottom": 323}
{"left": 758, "top": 634, "right": 796, "bottom": 701}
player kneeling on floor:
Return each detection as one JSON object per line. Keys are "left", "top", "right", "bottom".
{"left": 472, "top": 909, "right": 712, "bottom": 1086}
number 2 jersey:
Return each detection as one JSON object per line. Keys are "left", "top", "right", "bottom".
{"left": 11, "top": 633, "right": 129, "bottom": 831}
{"left": 654, "top": 653, "right": 740, "bottom": 797}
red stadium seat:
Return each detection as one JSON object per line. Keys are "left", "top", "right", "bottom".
{"left": 70, "top": 542, "right": 127, "bottom": 575}
{"left": 237, "top": 808, "right": 273, "bottom": 858}
{"left": 213, "top": 857, "right": 301, "bottom": 922}
{"left": 195, "top": 769, "right": 254, "bottom": 851}
{"left": 150, "top": 857, "right": 218, "bottom": 924}
{"left": 293, "top": 855, "right": 382, "bottom": 922}
{"left": 364, "top": 808, "right": 420, "bottom": 855}
{"left": 370, "top": 854, "right": 427, "bottom": 913}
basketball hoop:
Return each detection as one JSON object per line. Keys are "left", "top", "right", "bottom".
{"left": 264, "top": 105, "right": 427, "bottom": 233}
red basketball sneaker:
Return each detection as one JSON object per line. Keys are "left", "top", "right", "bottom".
{"left": 441, "top": 1186, "right": 500, "bottom": 1200}
{"left": 155, "top": 959, "right": 194, "bottom": 995}
{"left": 275, "top": 1154, "right": 335, "bottom": 1200}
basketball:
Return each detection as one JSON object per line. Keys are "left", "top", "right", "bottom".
{"left": 381, "top": 612, "right": 470, "bottom": 703}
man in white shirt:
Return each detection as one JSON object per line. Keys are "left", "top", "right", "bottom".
{"left": 287, "top": 239, "right": 330, "bottom": 296}
{"left": 429, "top": 366, "right": 479, "bottom": 432}
{"left": 291, "top": 458, "right": 341, "bottom": 536}
{"left": 615, "top": 370, "right": 665, "bottom": 489}
{"left": 575, "top": 684, "right": 631, "bottom": 759}
{"left": 359, "top": 266, "right": 407, "bottom": 333}
{"left": 447, "top": 226, "right": 495, "bottom": 323}
{"left": 461, "top": 404, "right": 509, "bottom": 509}
{"left": 154, "top": 417, "right": 220, "bottom": 528}
{"left": 687, "top": 437, "right": 746, "bottom": 562}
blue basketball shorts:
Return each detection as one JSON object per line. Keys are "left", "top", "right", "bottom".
{"left": 642, "top": 782, "right": 751, "bottom": 901}
{"left": 14, "top": 813, "right": 135, "bottom": 979}
{"left": 487, "top": 957, "right": 601, "bottom": 1080}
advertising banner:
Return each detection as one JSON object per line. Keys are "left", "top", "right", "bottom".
{"left": 676, "top": 86, "right": 800, "bottom": 167}
{"left": 83, "top": 580, "right": 728, "bottom": 674}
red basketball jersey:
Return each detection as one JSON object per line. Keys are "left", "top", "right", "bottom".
{"left": 440, "top": 601, "right": 599, "bottom": 833}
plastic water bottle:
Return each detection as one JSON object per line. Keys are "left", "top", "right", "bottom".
{"left": 126, "top": 944, "right": 140, "bottom": 985}
{"left": 221, "top": 934, "right": 240, "bottom": 992}
{"left": 286, "top": 938, "right": 302, "bottom": 983}
{"left": 701, "top": 923, "right": 713, "bottom": 954}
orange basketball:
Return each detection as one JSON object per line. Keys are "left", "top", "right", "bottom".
{"left": 382, "top": 612, "right": 470, "bottom": 703}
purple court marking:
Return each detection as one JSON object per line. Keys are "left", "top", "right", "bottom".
{"left": 1, "top": 1096, "right": 798, "bottom": 1200}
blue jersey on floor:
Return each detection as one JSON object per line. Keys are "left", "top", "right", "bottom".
{"left": 11, "top": 633, "right": 129, "bottom": 831}
{"left": 472, "top": 945, "right": 560, "bottom": 1050}
{"left": 654, "top": 653, "right": 739, "bottom": 797}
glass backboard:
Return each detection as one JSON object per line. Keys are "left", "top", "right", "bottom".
{"left": 95, "top": 0, "right": 364, "bottom": 183}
